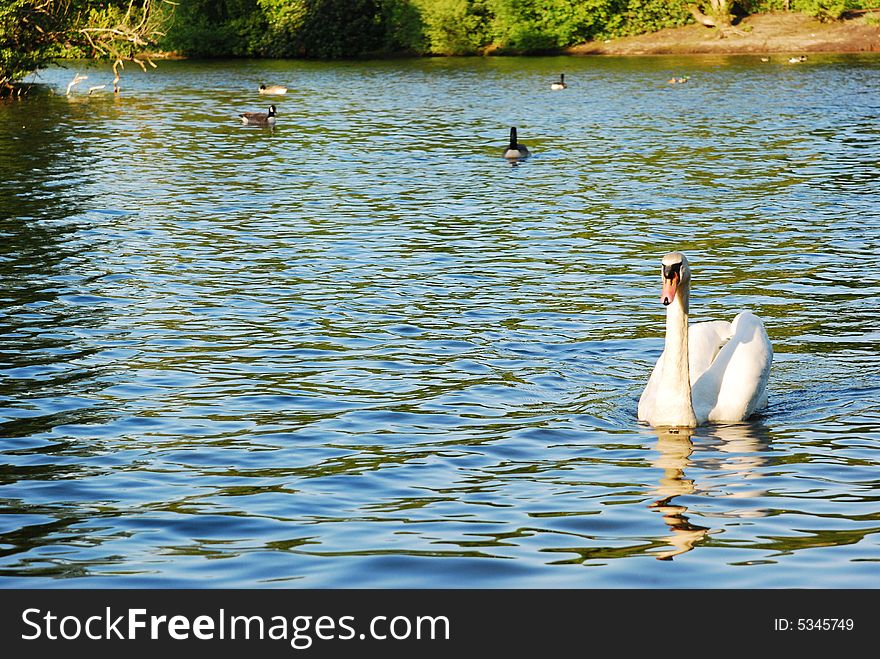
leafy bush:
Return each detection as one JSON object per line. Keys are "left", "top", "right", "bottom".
{"left": 792, "top": 0, "right": 849, "bottom": 21}
{"left": 614, "top": 0, "right": 691, "bottom": 38}
{"left": 381, "top": 0, "right": 428, "bottom": 53}
{"left": 293, "top": 0, "right": 387, "bottom": 58}
{"left": 161, "top": 0, "right": 419, "bottom": 57}
{"left": 412, "top": 0, "right": 493, "bottom": 55}
{"left": 490, "top": 0, "right": 613, "bottom": 50}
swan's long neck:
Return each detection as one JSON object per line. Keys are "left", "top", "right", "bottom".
{"left": 658, "top": 284, "right": 696, "bottom": 427}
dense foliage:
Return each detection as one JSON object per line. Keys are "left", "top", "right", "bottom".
{"left": 160, "top": 0, "right": 410, "bottom": 58}
{"left": 1, "top": 0, "right": 59, "bottom": 86}
{"left": 743, "top": 0, "right": 861, "bottom": 20}
{"left": 158, "top": 0, "right": 878, "bottom": 57}
{"left": 159, "top": 0, "right": 696, "bottom": 56}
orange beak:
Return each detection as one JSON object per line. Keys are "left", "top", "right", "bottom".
{"left": 661, "top": 274, "right": 678, "bottom": 306}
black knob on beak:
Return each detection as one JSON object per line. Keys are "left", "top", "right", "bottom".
{"left": 663, "top": 262, "right": 682, "bottom": 280}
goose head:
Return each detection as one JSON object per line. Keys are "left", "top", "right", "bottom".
{"left": 660, "top": 252, "right": 690, "bottom": 306}
{"left": 268, "top": 105, "right": 277, "bottom": 117}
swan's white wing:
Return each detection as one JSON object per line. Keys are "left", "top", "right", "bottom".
{"left": 692, "top": 311, "right": 773, "bottom": 423}
{"left": 637, "top": 352, "right": 664, "bottom": 421}
{"left": 638, "top": 320, "right": 731, "bottom": 422}
{"left": 687, "top": 320, "right": 733, "bottom": 383}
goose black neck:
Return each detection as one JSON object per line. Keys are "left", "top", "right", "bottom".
{"left": 559, "top": 74, "right": 564, "bottom": 83}
{"left": 268, "top": 106, "right": 276, "bottom": 116}
{"left": 509, "top": 127, "right": 518, "bottom": 148}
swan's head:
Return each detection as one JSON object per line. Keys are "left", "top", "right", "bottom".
{"left": 660, "top": 252, "right": 690, "bottom": 306}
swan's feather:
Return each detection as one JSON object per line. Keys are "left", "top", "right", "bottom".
{"left": 693, "top": 311, "right": 772, "bottom": 423}
{"left": 638, "top": 314, "right": 771, "bottom": 425}
{"left": 638, "top": 320, "right": 730, "bottom": 421}
{"left": 686, "top": 320, "right": 733, "bottom": 381}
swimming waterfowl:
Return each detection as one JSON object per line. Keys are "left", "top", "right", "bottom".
{"left": 551, "top": 74, "right": 567, "bottom": 90}
{"left": 668, "top": 76, "right": 690, "bottom": 84}
{"left": 788, "top": 55, "right": 807, "bottom": 63}
{"left": 259, "top": 84, "right": 288, "bottom": 95}
{"left": 239, "top": 105, "right": 277, "bottom": 126}
{"left": 502, "top": 127, "right": 530, "bottom": 160}
{"left": 637, "top": 252, "right": 773, "bottom": 428}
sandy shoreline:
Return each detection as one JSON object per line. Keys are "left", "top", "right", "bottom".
{"left": 567, "top": 12, "right": 880, "bottom": 56}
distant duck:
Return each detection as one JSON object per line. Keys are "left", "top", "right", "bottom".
{"left": 788, "top": 55, "right": 807, "bottom": 63}
{"left": 503, "top": 126, "right": 530, "bottom": 160}
{"left": 259, "top": 84, "right": 288, "bottom": 95}
{"left": 760, "top": 56, "right": 770, "bottom": 62}
{"left": 551, "top": 74, "right": 567, "bottom": 90}
{"left": 239, "top": 105, "right": 277, "bottom": 126}
{"left": 667, "top": 76, "right": 690, "bottom": 84}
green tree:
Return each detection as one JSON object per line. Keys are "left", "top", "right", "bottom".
{"left": 291, "top": 0, "right": 388, "bottom": 58}
{"left": 161, "top": 0, "right": 418, "bottom": 58}
{"left": 413, "top": 0, "right": 492, "bottom": 54}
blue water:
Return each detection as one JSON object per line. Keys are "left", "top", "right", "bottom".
{"left": 0, "top": 54, "right": 878, "bottom": 587}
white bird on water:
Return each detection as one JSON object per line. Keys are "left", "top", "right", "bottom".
{"left": 638, "top": 252, "right": 773, "bottom": 428}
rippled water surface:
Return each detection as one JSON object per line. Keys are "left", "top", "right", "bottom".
{"left": 1, "top": 55, "right": 879, "bottom": 587}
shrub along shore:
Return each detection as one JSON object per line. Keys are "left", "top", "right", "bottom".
{"left": 154, "top": 1, "right": 880, "bottom": 58}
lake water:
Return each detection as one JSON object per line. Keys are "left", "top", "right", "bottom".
{"left": 1, "top": 55, "right": 878, "bottom": 588}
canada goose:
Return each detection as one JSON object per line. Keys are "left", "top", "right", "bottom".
{"left": 551, "top": 74, "right": 567, "bottom": 90}
{"left": 239, "top": 105, "right": 277, "bottom": 126}
{"left": 259, "top": 84, "right": 288, "bottom": 95}
{"left": 667, "top": 76, "right": 689, "bottom": 84}
{"left": 788, "top": 55, "right": 807, "bottom": 63}
{"left": 503, "top": 127, "right": 530, "bottom": 160}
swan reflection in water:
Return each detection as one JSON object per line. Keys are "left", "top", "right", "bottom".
{"left": 650, "top": 422, "right": 771, "bottom": 560}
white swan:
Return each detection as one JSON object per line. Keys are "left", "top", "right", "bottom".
{"left": 638, "top": 252, "right": 772, "bottom": 427}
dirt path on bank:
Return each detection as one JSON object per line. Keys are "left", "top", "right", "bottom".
{"left": 567, "top": 12, "right": 880, "bottom": 56}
